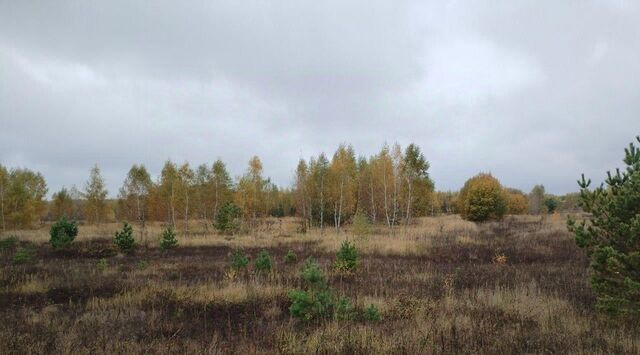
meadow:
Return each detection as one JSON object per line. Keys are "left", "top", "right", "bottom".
{"left": 1, "top": 215, "right": 639, "bottom": 354}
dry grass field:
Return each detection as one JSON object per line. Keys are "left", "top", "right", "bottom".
{"left": 1, "top": 215, "right": 639, "bottom": 354}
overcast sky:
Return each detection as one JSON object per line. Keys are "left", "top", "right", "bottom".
{"left": 1, "top": 1, "right": 639, "bottom": 197}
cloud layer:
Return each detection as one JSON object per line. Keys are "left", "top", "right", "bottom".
{"left": 1, "top": 1, "right": 639, "bottom": 196}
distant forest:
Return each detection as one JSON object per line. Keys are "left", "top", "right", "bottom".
{"left": 0, "top": 143, "right": 580, "bottom": 231}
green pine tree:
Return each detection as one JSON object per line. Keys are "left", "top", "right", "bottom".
{"left": 114, "top": 222, "right": 136, "bottom": 254}
{"left": 214, "top": 201, "right": 242, "bottom": 235}
{"left": 49, "top": 217, "right": 78, "bottom": 249}
{"left": 568, "top": 136, "right": 640, "bottom": 315}
{"left": 159, "top": 226, "right": 178, "bottom": 250}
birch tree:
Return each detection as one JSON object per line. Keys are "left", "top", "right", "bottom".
{"left": 0, "top": 165, "right": 7, "bottom": 232}
{"left": 294, "top": 159, "right": 310, "bottom": 231}
{"left": 375, "top": 145, "right": 395, "bottom": 228}
{"left": 211, "top": 159, "right": 233, "bottom": 221}
{"left": 236, "top": 156, "right": 267, "bottom": 227}
{"left": 391, "top": 143, "right": 403, "bottom": 228}
{"left": 310, "top": 153, "right": 330, "bottom": 234}
{"left": 178, "top": 163, "right": 195, "bottom": 232}
{"left": 51, "top": 187, "right": 74, "bottom": 220}
{"left": 248, "top": 156, "right": 266, "bottom": 219}
{"left": 119, "top": 164, "right": 152, "bottom": 228}
{"left": 402, "top": 143, "right": 432, "bottom": 226}
{"left": 69, "top": 185, "right": 83, "bottom": 220}
{"left": 528, "top": 184, "right": 545, "bottom": 214}
{"left": 84, "top": 164, "right": 108, "bottom": 224}
{"left": 329, "top": 144, "right": 357, "bottom": 232}
{"left": 193, "top": 164, "right": 212, "bottom": 228}
{"left": 5, "top": 168, "right": 47, "bottom": 228}
{"left": 159, "top": 160, "right": 179, "bottom": 226}
{"left": 366, "top": 155, "right": 380, "bottom": 223}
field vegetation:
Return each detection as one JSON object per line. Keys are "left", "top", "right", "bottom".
{"left": 1, "top": 215, "right": 639, "bottom": 354}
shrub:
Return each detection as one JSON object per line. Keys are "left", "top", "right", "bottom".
{"left": 335, "top": 297, "right": 355, "bottom": 321}
{"left": 114, "top": 222, "right": 136, "bottom": 254}
{"left": 529, "top": 184, "right": 546, "bottom": 214}
{"left": 505, "top": 189, "right": 528, "bottom": 215}
{"left": 137, "top": 260, "right": 148, "bottom": 270}
{"left": 334, "top": 240, "right": 358, "bottom": 273}
{"left": 284, "top": 249, "right": 297, "bottom": 264}
{"left": 364, "top": 304, "right": 381, "bottom": 322}
{"left": 288, "top": 287, "right": 334, "bottom": 322}
{"left": 214, "top": 202, "right": 242, "bottom": 235}
{"left": 288, "top": 290, "right": 314, "bottom": 321}
{"left": 0, "top": 236, "right": 18, "bottom": 250}
{"left": 351, "top": 210, "right": 371, "bottom": 237}
{"left": 457, "top": 173, "right": 508, "bottom": 222}
{"left": 289, "top": 258, "right": 335, "bottom": 322}
{"left": 567, "top": 136, "right": 640, "bottom": 315}
{"left": 13, "top": 247, "right": 32, "bottom": 264}
{"left": 96, "top": 258, "right": 108, "bottom": 271}
{"left": 229, "top": 249, "right": 249, "bottom": 271}
{"left": 49, "top": 217, "right": 78, "bottom": 249}
{"left": 159, "top": 226, "right": 178, "bottom": 250}
{"left": 300, "top": 257, "right": 325, "bottom": 285}
{"left": 544, "top": 197, "right": 558, "bottom": 214}
{"left": 254, "top": 250, "right": 272, "bottom": 273}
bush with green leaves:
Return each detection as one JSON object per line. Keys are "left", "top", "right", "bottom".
{"left": 544, "top": 197, "right": 558, "bottom": 214}
{"left": 289, "top": 287, "right": 334, "bottom": 322}
{"left": 364, "top": 304, "right": 381, "bottom": 322}
{"left": 457, "top": 173, "right": 507, "bottom": 222}
{"left": 335, "top": 297, "right": 355, "bottom": 321}
{"left": 334, "top": 240, "right": 358, "bottom": 273}
{"left": 288, "top": 288, "right": 332, "bottom": 322}
{"left": 114, "top": 222, "right": 136, "bottom": 254}
{"left": 229, "top": 249, "right": 249, "bottom": 271}
{"left": 159, "top": 226, "right": 178, "bottom": 250}
{"left": 96, "top": 258, "right": 108, "bottom": 272}
{"left": 0, "top": 236, "right": 18, "bottom": 250}
{"left": 567, "top": 136, "right": 640, "bottom": 315}
{"left": 288, "top": 290, "right": 313, "bottom": 321}
{"left": 49, "top": 217, "right": 78, "bottom": 249}
{"left": 13, "top": 247, "right": 33, "bottom": 264}
{"left": 300, "top": 257, "right": 325, "bottom": 284}
{"left": 137, "top": 260, "right": 148, "bottom": 270}
{"left": 214, "top": 202, "right": 242, "bottom": 235}
{"left": 284, "top": 249, "right": 297, "bottom": 264}
{"left": 254, "top": 250, "right": 272, "bottom": 273}
{"left": 289, "top": 258, "right": 336, "bottom": 322}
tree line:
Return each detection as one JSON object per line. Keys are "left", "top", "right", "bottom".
{"left": 0, "top": 142, "right": 578, "bottom": 231}
{"left": 293, "top": 143, "right": 433, "bottom": 233}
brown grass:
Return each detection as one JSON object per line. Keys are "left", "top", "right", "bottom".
{"left": 0, "top": 215, "right": 638, "bottom": 354}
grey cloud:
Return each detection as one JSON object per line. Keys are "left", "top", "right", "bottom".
{"left": 1, "top": 1, "right": 638, "bottom": 196}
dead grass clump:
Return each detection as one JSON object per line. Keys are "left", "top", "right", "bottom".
{"left": 15, "top": 276, "right": 50, "bottom": 294}
{"left": 492, "top": 251, "right": 508, "bottom": 264}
